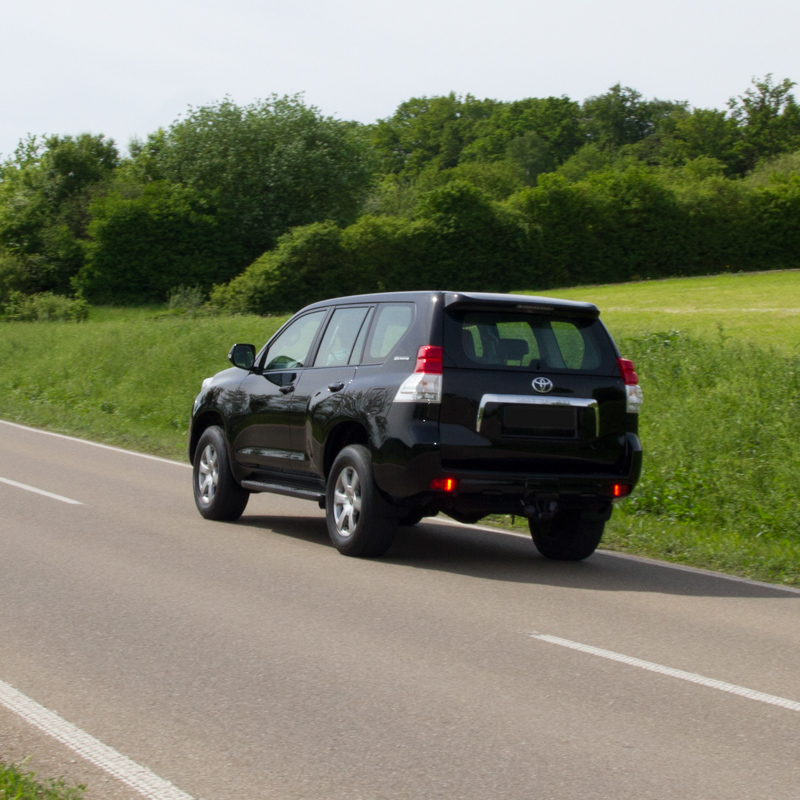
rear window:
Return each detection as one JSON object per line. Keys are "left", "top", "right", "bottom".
{"left": 445, "top": 310, "right": 616, "bottom": 373}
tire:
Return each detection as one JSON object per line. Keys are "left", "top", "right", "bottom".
{"left": 326, "top": 445, "right": 397, "bottom": 557}
{"left": 193, "top": 426, "right": 250, "bottom": 521}
{"left": 529, "top": 511, "right": 605, "bottom": 561}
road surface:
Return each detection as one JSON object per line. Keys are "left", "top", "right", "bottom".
{"left": 1, "top": 420, "right": 799, "bottom": 799}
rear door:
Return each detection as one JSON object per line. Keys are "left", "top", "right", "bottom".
{"left": 439, "top": 300, "right": 628, "bottom": 475}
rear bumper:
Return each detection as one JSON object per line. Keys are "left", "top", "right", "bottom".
{"left": 375, "top": 432, "right": 642, "bottom": 518}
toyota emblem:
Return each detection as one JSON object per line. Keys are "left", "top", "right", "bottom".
{"left": 532, "top": 377, "right": 553, "bottom": 393}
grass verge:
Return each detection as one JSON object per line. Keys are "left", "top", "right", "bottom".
{"left": 0, "top": 761, "right": 84, "bottom": 800}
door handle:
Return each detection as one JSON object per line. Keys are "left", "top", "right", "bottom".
{"left": 279, "top": 384, "right": 295, "bottom": 394}
{"left": 327, "top": 382, "right": 345, "bottom": 392}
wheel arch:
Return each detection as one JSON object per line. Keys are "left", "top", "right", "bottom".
{"left": 323, "top": 421, "right": 370, "bottom": 479}
{"left": 189, "top": 410, "right": 226, "bottom": 465}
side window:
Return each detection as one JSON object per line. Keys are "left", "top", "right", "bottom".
{"left": 367, "top": 304, "right": 414, "bottom": 361}
{"left": 263, "top": 310, "right": 327, "bottom": 371}
{"left": 313, "top": 307, "right": 370, "bottom": 367}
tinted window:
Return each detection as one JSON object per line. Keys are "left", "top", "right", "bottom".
{"left": 263, "top": 310, "right": 327, "bottom": 371}
{"left": 367, "top": 304, "right": 414, "bottom": 361}
{"left": 313, "top": 307, "right": 370, "bottom": 367}
{"left": 446, "top": 310, "right": 610, "bottom": 372}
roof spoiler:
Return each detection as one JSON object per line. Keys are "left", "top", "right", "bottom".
{"left": 443, "top": 292, "right": 600, "bottom": 319}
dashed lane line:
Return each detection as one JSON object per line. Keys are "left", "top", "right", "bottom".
{"left": 530, "top": 633, "right": 800, "bottom": 713}
{"left": 0, "top": 476, "right": 82, "bottom": 505}
{"left": 0, "top": 678, "right": 196, "bottom": 800}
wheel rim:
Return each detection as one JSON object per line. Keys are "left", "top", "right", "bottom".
{"left": 198, "top": 443, "right": 219, "bottom": 505}
{"left": 333, "top": 466, "right": 361, "bottom": 537}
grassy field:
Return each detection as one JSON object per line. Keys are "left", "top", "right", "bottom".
{"left": 526, "top": 269, "right": 800, "bottom": 351}
{"left": 1, "top": 270, "right": 799, "bottom": 585}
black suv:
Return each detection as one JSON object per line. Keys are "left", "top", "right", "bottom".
{"left": 189, "top": 291, "right": 642, "bottom": 560}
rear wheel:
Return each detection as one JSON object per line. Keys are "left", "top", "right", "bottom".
{"left": 529, "top": 511, "right": 605, "bottom": 561}
{"left": 326, "top": 445, "right": 397, "bottom": 557}
{"left": 193, "top": 426, "right": 249, "bottom": 521}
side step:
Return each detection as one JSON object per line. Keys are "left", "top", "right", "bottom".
{"left": 241, "top": 480, "right": 326, "bottom": 506}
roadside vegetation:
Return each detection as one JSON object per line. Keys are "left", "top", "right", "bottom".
{"left": 2, "top": 76, "right": 800, "bottom": 318}
{"left": 1, "top": 271, "right": 799, "bottom": 586}
{"left": 0, "top": 762, "right": 84, "bottom": 800}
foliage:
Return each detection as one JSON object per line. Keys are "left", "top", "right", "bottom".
{"left": 167, "top": 284, "right": 206, "bottom": 313}
{"left": 621, "top": 330, "right": 800, "bottom": 544}
{"left": 135, "top": 96, "right": 376, "bottom": 266}
{"left": 0, "top": 134, "right": 119, "bottom": 294}
{"left": 76, "top": 181, "right": 227, "bottom": 303}
{"left": 1, "top": 291, "right": 89, "bottom": 321}
{"left": 211, "top": 182, "right": 528, "bottom": 313}
{"left": 0, "top": 762, "right": 85, "bottom": 800}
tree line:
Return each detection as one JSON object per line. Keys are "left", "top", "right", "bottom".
{"left": 1, "top": 76, "right": 799, "bottom": 315}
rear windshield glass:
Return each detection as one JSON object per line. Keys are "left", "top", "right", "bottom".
{"left": 444, "top": 310, "right": 616, "bottom": 374}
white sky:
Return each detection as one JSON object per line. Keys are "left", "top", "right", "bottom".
{"left": 2, "top": 0, "right": 799, "bottom": 159}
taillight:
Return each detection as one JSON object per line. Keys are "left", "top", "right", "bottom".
{"left": 617, "top": 358, "right": 638, "bottom": 385}
{"left": 394, "top": 345, "right": 443, "bottom": 404}
{"left": 431, "top": 477, "right": 458, "bottom": 493}
{"left": 613, "top": 483, "right": 633, "bottom": 498}
{"left": 618, "top": 357, "right": 643, "bottom": 414}
{"left": 415, "top": 346, "right": 443, "bottom": 374}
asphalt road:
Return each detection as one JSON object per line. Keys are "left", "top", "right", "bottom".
{"left": 1, "top": 420, "right": 799, "bottom": 800}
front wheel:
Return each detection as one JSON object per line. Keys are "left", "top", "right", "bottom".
{"left": 529, "top": 511, "right": 605, "bottom": 561}
{"left": 326, "top": 445, "right": 397, "bottom": 557}
{"left": 193, "top": 426, "right": 249, "bottom": 521}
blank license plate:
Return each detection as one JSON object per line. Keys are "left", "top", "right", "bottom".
{"left": 503, "top": 404, "right": 576, "bottom": 435}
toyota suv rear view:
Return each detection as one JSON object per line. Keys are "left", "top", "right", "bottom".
{"left": 189, "top": 291, "right": 643, "bottom": 560}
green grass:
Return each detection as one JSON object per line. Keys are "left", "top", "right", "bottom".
{"left": 0, "top": 762, "right": 84, "bottom": 800}
{"left": 2, "top": 270, "right": 800, "bottom": 585}
{"left": 523, "top": 269, "right": 800, "bottom": 351}
{"left": 0, "top": 310, "right": 289, "bottom": 459}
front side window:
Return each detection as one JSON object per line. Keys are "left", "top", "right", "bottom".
{"left": 263, "top": 310, "right": 327, "bottom": 371}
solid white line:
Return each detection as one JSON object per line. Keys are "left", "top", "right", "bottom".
{"left": 0, "top": 420, "right": 190, "bottom": 468}
{"left": 0, "top": 678, "right": 195, "bottom": 800}
{"left": 0, "top": 476, "right": 82, "bottom": 505}
{"left": 530, "top": 633, "right": 800, "bottom": 713}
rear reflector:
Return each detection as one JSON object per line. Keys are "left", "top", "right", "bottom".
{"left": 613, "top": 484, "right": 632, "bottom": 498}
{"left": 415, "top": 345, "right": 443, "bottom": 375}
{"left": 617, "top": 358, "right": 639, "bottom": 385}
{"left": 431, "top": 477, "right": 458, "bottom": 493}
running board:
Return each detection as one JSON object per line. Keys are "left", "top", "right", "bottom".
{"left": 241, "top": 480, "right": 325, "bottom": 505}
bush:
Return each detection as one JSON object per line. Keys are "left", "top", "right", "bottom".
{"left": 76, "top": 182, "right": 233, "bottom": 304}
{"left": 1, "top": 291, "right": 89, "bottom": 321}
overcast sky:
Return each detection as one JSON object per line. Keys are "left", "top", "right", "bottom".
{"left": 2, "top": 0, "right": 799, "bottom": 159}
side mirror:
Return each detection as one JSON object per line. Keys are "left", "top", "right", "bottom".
{"left": 228, "top": 343, "right": 256, "bottom": 370}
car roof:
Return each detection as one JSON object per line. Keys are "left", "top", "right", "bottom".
{"left": 302, "top": 290, "right": 600, "bottom": 317}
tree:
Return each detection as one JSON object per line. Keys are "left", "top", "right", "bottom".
{"left": 369, "top": 94, "right": 500, "bottom": 177}
{"left": 0, "top": 133, "right": 119, "bottom": 293}
{"left": 582, "top": 85, "right": 686, "bottom": 151}
{"left": 728, "top": 75, "right": 800, "bottom": 171}
{"left": 136, "top": 96, "right": 376, "bottom": 267}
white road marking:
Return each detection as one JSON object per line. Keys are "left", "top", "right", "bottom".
{"left": 0, "top": 476, "right": 82, "bottom": 505}
{"left": 5, "top": 418, "right": 800, "bottom": 596}
{"left": 0, "top": 420, "right": 190, "bottom": 468}
{"left": 0, "top": 678, "right": 195, "bottom": 800}
{"left": 530, "top": 633, "right": 800, "bottom": 713}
